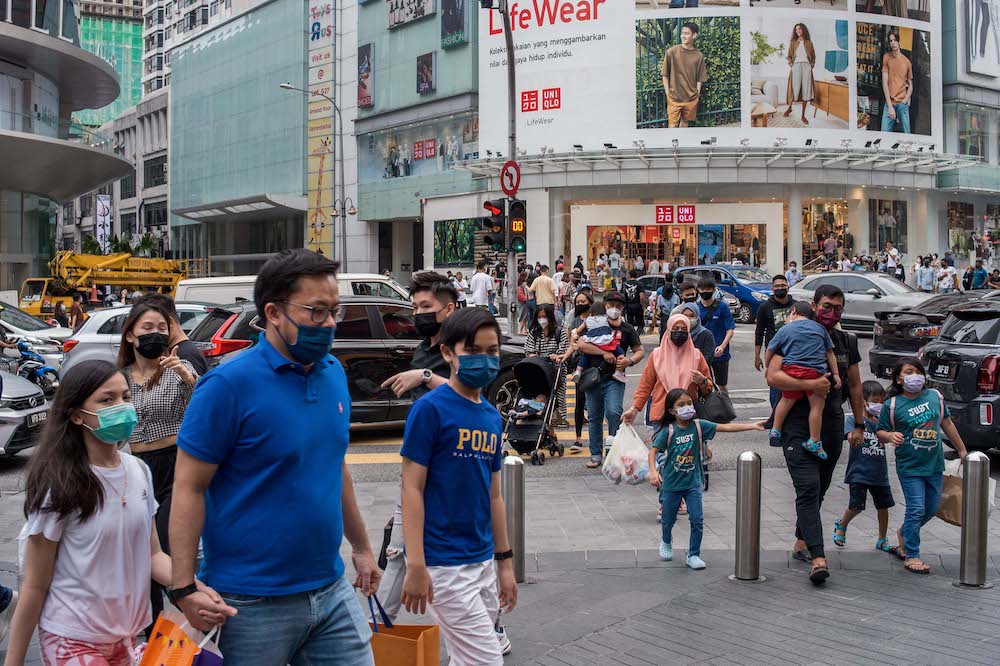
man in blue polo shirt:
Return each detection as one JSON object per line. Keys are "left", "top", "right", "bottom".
{"left": 170, "top": 249, "right": 380, "bottom": 665}
{"left": 697, "top": 276, "right": 736, "bottom": 393}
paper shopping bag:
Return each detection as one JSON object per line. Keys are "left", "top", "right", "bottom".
{"left": 368, "top": 595, "right": 439, "bottom": 666}
{"left": 937, "top": 474, "right": 964, "bottom": 527}
{"left": 140, "top": 610, "right": 224, "bottom": 666}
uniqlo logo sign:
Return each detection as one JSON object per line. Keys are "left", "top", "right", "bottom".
{"left": 521, "top": 90, "right": 539, "bottom": 113}
{"left": 542, "top": 88, "right": 561, "bottom": 110}
{"left": 678, "top": 205, "right": 696, "bottom": 223}
{"left": 425, "top": 139, "right": 437, "bottom": 158}
{"left": 413, "top": 140, "right": 424, "bottom": 160}
{"left": 655, "top": 205, "right": 674, "bottom": 224}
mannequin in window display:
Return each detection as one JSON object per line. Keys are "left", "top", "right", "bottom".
{"left": 387, "top": 144, "right": 399, "bottom": 178}
{"left": 449, "top": 135, "right": 460, "bottom": 165}
{"left": 436, "top": 138, "right": 445, "bottom": 172}
{"left": 401, "top": 144, "right": 411, "bottom": 176}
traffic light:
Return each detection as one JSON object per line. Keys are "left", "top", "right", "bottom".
{"left": 508, "top": 198, "right": 526, "bottom": 253}
{"left": 483, "top": 198, "right": 506, "bottom": 252}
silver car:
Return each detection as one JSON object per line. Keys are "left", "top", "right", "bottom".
{"left": 788, "top": 271, "right": 934, "bottom": 331}
{"left": 0, "top": 372, "right": 49, "bottom": 456}
{"left": 60, "top": 303, "right": 212, "bottom": 376}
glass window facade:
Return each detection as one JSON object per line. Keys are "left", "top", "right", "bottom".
{"left": 74, "top": 17, "right": 143, "bottom": 128}
{"left": 0, "top": 191, "right": 57, "bottom": 291}
{"left": 169, "top": 0, "right": 306, "bottom": 216}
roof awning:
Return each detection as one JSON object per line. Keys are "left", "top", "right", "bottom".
{"left": 172, "top": 194, "right": 307, "bottom": 222}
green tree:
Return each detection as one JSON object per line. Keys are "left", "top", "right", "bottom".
{"left": 81, "top": 235, "right": 103, "bottom": 255}
{"left": 750, "top": 31, "right": 784, "bottom": 66}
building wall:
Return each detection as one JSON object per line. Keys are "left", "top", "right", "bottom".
{"left": 74, "top": 15, "right": 144, "bottom": 128}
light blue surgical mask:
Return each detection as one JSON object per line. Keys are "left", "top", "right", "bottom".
{"left": 456, "top": 354, "right": 500, "bottom": 390}
{"left": 81, "top": 403, "right": 138, "bottom": 444}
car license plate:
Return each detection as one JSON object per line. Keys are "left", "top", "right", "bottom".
{"left": 933, "top": 364, "right": 950, "bottom": 379}
{"left": 28, "top": 411, "right": 47, "bottom": 428}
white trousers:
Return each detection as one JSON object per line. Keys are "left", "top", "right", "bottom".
{"left": 428, "top": 560, "right": 502, "bottom": 666}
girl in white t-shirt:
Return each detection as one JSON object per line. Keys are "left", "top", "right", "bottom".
{"left": 5, "top": 360, "right": 233, "bottom": 666}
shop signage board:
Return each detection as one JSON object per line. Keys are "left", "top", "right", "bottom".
{"left": 307, "top": 0, "right": 336, "bottom": 254}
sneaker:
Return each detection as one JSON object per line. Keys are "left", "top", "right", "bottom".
{"left": 0, "top": 591, "right": 18, "bottom": 644}
{"left": 495, "top": 624, "right": 512, "bottom": 655}
{"left": 569, "top": 442, "right": 583, "bottom": 453}
{"left": 686, "top": 554, "right": 707, "bottom": 570}
{"left": 659, "top": 540, "right": 673, "bottom": 561}
{"left": 768, "top": 429, "right": 782, "bottom": 448}
{"left": 612, "top": 369, "right": 627, "bottom": 383}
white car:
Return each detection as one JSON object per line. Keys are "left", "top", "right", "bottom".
{"left": 788, "top": 271, "right": 935, "bottom": 331}
{"left": 174, "top": 273, "right": 408, "bottom": 304}
{"left": 0, "top": 301, "right": 71, "bottom": 368}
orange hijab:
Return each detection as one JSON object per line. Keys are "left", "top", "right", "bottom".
{"left": 652, "top": 314, "right": 702, "bottom": 394}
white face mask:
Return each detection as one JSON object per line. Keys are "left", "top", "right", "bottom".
{"left": 675, "top": 405, "right": 697, "bottom": 421}
{"left": 902, "top": 374, "right": 926, "bottom": 393}
{"left": 536, "top": 318, "right": 548, "bottom": 328}
{"left": 606, "top": 307, "right": 621, "bottom": 321}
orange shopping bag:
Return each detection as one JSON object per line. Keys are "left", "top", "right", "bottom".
{"left": 368, "top": 595, "right": 439, "bottom": 666}
{"left": 140, "top": 610, "right": 223, "bottom": 666}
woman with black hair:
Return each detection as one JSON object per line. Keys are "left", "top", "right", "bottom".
{"left": 6, "top": 361, "right": 231, "bottom": 665}
{"left": 562, "top": 291, "right": 594, "bottom": 452}
{"left": 876, "top": 357, "right": 968, "bottom": 575}
{"left": 523, "top": 304, "right": 569, "bottom": 426}
{"left": 117, "top": 302, "right": 199, "bottom": 628}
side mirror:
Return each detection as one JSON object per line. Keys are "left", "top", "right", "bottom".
{"left": 866, "top": 288, "right": 881, "bottom": 298}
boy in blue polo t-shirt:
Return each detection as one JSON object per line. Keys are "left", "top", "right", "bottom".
{"left": 399, "top": 308, "right": 517, "bottom": 665}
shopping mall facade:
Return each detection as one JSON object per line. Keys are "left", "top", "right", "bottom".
{"left": 416, "top": 0, "right": 998, "bottom": 279}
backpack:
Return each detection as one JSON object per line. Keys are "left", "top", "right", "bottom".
{"left": 517, "top": 286, "right": 527, "bottom": 303}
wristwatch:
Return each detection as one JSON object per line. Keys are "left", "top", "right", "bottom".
{"left": 166, "top": 582, "right": 198, "bottom": 604}
{"left": 494, "top": 549, "right": 514, "bottom": 561}
{"left": 420, "top": 369, "right": 433, "bottom": 385}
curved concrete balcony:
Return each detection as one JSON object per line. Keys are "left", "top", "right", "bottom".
{"left": 0, "top": 113, "right": 132, "bottom": 201}
{"left": 0, "top": 21, "right": 120, "bottom": 111}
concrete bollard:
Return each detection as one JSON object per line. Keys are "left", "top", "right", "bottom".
{"left": 954, "top": 451, "right": 993, "bottom": 590}
{"left": 502, "top": 455, "right": 525, "bottom": 583}
{"left": 729, "top": 451, "right": 765, "bottom": 583}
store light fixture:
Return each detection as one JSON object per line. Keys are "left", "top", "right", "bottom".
{"left": 672, "top": 139, "right": 680, "bottom": 148}
{"left": 740, "top": 138, "right": 750, "bottom": 148}
{"left": 573, "top": 144, "right": 583, "bottom": 152}
{"left": 865, "top": 141, "right": 873, "bottom": 148}
{"left": 873, "top": 139, "right": 882, "bottom": 147}
{"left": 891, "top": 142, "right": 901, "bottom": 150}
{"left": 604, "top": 143, "right": 617, "bottom": 150}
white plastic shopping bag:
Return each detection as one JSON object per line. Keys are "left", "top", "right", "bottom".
{"left": 602, "top": 424, "right": 649, "bottom": 486}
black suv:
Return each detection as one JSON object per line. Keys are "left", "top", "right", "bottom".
{"left": 920, "top": 301, "right": 1000, "bottom": 451}
{"left": 189, "top": 297, "right": 525, "bottom": 428}
{"left": 870, "top": 290, "right": 1000, "bottom": 378}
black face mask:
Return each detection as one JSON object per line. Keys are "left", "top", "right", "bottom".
{"left": 670, "top": 330, "right": 689, "bottom": 347}
{"left": 574, "top": 304, "right": 590, "bottom": 317}
{"left": 699, "top": 292, "right": 715, "bottom": 302}
{"left": 135, "top": 332, "right": 169, "bottom": 360}
{"left": 414, "top": 312, "right": 442, "bottom": 338}
{"left": 773, "top": 288, "right": 788, "bottom": 299}
{"left": 682, "top": 295, "right": 697, "bottom": 303}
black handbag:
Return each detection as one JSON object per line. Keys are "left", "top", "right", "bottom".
{"left": 695, "top": 369, "right": 736, "bottom": 423}
{"left": 578, "top": 367, "right": 601, "bottom": 394}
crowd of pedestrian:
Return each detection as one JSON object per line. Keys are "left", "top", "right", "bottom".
{"left": 0, "top": 243, "right": 979, "bottom": 665}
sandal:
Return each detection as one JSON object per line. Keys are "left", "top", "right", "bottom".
{"left": 801, "top": 438, "right": 828, "bottom": 461}
{"left": 809, "top": 562, "right": 830, "bottom": 584}
{"left": 875, "top": 538, "right": 891, "bottom": 553}
{"left": 832, "top": 520, "right": 847, "bottom": 547}
{"left": 904, "top": 559, "right": 930, "bottom": 575}
{"left": 887, "top": 546, "right": 906, "bottom": 560}
{"left": 585, "top": 456, "right": 601, "bottom": 469}
{"left": 792, "top": 549, "right": 812, "bottom": 563}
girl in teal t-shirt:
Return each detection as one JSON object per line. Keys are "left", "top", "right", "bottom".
{"left": 647, "top": 389, "right": 764, "bottom": 570}
{"left": 876, "top": 358, "right": 968, "bottom": 575}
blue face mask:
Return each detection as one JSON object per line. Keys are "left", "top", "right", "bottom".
{"left": 82, "top": 403, "right": 138, "bottom": 444}
{"left": 278, "top": 309, "right": 336, "bottom": 365}
{"left": 456, "top": 354, "right": 500, "bottom": 390}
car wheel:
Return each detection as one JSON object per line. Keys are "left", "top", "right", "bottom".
{"left": 488, "top": 370, "right": 518, "bottom": 422}
{"left": 736, "top": 302, "right": 753, "bottom": 324}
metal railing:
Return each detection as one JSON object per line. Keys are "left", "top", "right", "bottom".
{"left": 0, "top": 111, "right": 117, "bottom": 155}
{"left": 637, "top": 83, "right": 742, "bottom": 129}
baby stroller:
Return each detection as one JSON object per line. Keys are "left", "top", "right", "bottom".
{"left": 502, "top": 357, "right": 566, "bottom": 465}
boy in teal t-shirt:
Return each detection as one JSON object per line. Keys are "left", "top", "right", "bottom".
{"left": 876, "top": 361, "right": 969, "bottom": 575}
{"left": 648, "top": 388, "right": 764, "bottom": 570}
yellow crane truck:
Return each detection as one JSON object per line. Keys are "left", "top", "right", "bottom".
{"left": 19, "top": 252, "right": 188, "bottom": 317}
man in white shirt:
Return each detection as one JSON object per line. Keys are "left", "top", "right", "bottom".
{"left": 452, "top": 272, "right": 469, "bottom": 308}
{"left": 885, "top": 241, "right": 901, "bottom": 280}
{"left": 608, "top": 250, "right": 622, "bottom": 284}
{"left": 784, "top": 261, "right": 802, "bottom": 287}
{"left": 936, "top": 259, "right": 957, "bottom": 293}
{"left": 469, "top": 261, "right": 494, "bottom": 308}
{"left": 634, "top": 256, "right": 644, "bottom": 273}
{"left": 647, "top": 257, "right": 660, "bottom": 276}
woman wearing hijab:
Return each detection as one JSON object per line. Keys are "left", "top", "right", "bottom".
{"left": 672, "top": 302, "right": 716, "bottom": 368}
{"left": 622, "top": 314, "right": 714, "bottom": 438}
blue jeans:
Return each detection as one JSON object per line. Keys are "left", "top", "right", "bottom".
{"left": 661, "top": 486, "right": 704, "bottom": 556}
{"left": 586, "top": 376, "right": 625, "bottom": 457}
{"left": 217, "top": 575, "right": 374, "bottom": 666}
{"left": 669, "top": 0, "right": 698, "bottom": 5}
{"left": 898, "top": 474, "right": 943, "bottom": 560}
{"left": 880, "top": 102, "right": 911, "bottom": 133}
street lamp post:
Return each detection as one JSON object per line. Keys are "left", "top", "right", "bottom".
{"left": 280, "top": 83, "right": 355, "bottom": 265}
